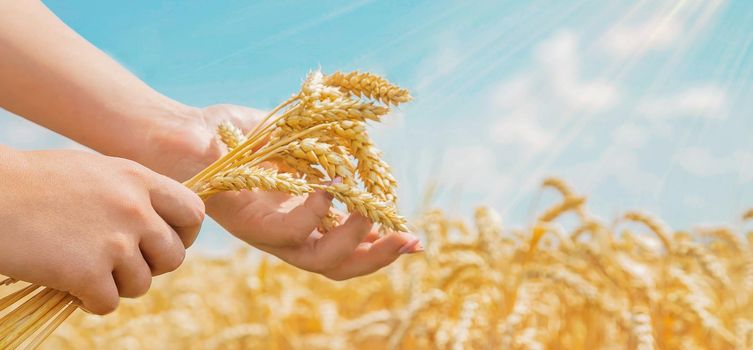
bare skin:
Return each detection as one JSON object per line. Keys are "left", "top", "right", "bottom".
{"left": 0, "top": 0, "right": 421, "bottom": 312}
{"left": 0, "top": 147, "right": 204, "bottom": 314}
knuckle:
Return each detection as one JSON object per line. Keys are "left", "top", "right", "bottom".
{"left": 119, "top": 159, "right": 146, "bottom": 178}
{"left": 107, "top": 234, "right": 134, "bottom": 260}
{"left": 76, "top": 265, "right": 104, "bottom": 287}
{"left": 120, "top": 201, "right": 149, "bottom": 221}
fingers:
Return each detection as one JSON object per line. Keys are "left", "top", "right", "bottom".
{"left": 362, "top": 230, "right": 381, "bottom": 243}
{"left": 261, "top": 190, "right": 332, "bottom": 245}
{"left": 322, "top": 232, "right": 422, "bottom": 281}
{"left": 307, "top": 214, "right": 373, "bottom": 270}
{"left": 112, "top": 249, "right": 152, "bottom": 299}
{"left": 147, "top": 173, "right": 205, "bottom": 248}
{"left": 139, "top": 219, "right": 186, "bottom": 276}
{"left": 75, "top": 273, "right": 119, "bottom": 315}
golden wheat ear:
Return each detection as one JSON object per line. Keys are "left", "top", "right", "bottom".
{"left": 217, "top": 121, "right": 248, "bottom": 151}
{"left": 324, "top": 71, "right": 412, "bottom": 105}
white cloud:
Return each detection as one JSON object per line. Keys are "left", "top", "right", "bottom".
{"left": 613, "top": 123, "right": 648, "bottom": 149}
{"left": 535, "top": 31, "right": 619, "bottom": 112}
{"left": 0, "top": 108, "right": 87, "bottom": 151}
{"left": 601, "top": 16, "right": 682, "bottom": 58}
{"left": 676, "top": 147, "right": 753, "bottom": 181}
{"left": 487, "top": 31, "right": 620, "bottom": 157}
{"left": 560, "top": 147, "right": 663, "bottom": 200}
{"left": 490, "top": 114, "right": 552, "bottom": 153}
{"left": 439, "top": 145, "right": 509, "bottom": 194}
{"left": 675, "top": 147, "right": 725, "bottom": 177}
{"left": 638, "top": 85, "right": 727, "bottom": 120}
{"left": 0, "top": 109, "right": 62, "bottom": 150}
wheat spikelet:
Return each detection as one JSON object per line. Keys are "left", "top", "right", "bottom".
{"left": 698, "top": 226, "right": 747, "bottom": 251}
{"left": 541, "top": 177, "right": 575, "bottom": 198}
{"left": 327, "top": 121, "right": 397, "bottom": 202}
{"left": 525, "top": 267, "right": 600, "bottom": 302}
{"left": 203, "top": 165, "right": 313, "bottom": 197}
{"left": 273, "top": 99, "right": 389, "bottom": 135}
{"left": 537, "top": 196, "right": 586, "bottom": 223}
{"left": 499, "top": 283, "right": 541, "bottom": 348}
{"left": 743, "top": 208, "right": 753, "bottom": 222}
{"left": 677, "top": 293, "right": 739, "bottom": 346}
{"left": 201, "top": 323, "right": 268, "bottom": 350}
{"left": 675, "top": 240, "right": 732, "bottom": 286}
{"left": 317, "top": 210, "right": 342, "bottom": 234}
{"left": 300, "top": 70, "right": 344, "bottom": 104}
{"left": 273, "top": 155, "right": 327, "bottom": 183}
{"left": 623, "top": 211, "right": 673, "bottom": 252}
{"left": 451, "top": 295, "right": 478, "bottom": 350}
{"left": 313, "top": 183, "right": 408, "bottom": 232}
{"left": 630, "top": 309, "right": 655, "bottom": 350}
{"left": 325, "top": 71, "right": 412, "bottom": 105}
{"left": 216, "top": 121, "right": 247, "bottom": 151}
{"left": 282, "top": 138, "right": 356, "bottom": 182}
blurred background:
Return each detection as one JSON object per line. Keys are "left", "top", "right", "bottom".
{"left": 1, "top": 0, "right": 752, "bottom": 252}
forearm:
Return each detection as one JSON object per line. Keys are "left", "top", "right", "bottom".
{"left": 0, "top": 1, "right": 202, "bottom": 169}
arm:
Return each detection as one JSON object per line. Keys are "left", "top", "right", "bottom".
{"left": 0, "top": 1, "right": 422, "bottom": 280}
{"left": 0, "top": 0, "right": 211, "bottom": 179}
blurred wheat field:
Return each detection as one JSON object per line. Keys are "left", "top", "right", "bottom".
{"left": 6, "top": 178, "right": 753, "bottom": 349}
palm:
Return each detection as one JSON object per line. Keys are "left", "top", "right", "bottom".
{"left": 198, "top": 104, "right": 421, "bottom": 280}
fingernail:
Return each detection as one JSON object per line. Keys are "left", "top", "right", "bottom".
{"left": 411, "top": 242, "right": 424, "bottom": 253}
{"left": 398, "top": 238, "right": 421, "bottom": 254}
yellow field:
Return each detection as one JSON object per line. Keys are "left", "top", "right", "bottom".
{"left": 24, "top": 179, "right": 753, "bottom": 349}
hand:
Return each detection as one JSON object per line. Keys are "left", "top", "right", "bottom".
{"left": 0, "top": 148, "right": 205, "bottom": 314}
{"left": 145, "top": 104, "right": 422, "bottom": 280}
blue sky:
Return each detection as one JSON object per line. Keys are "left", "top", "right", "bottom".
{"left": 2, "top": 0, "right": 753, "bottom": 250}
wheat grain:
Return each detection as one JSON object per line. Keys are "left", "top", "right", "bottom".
{"left": 216, "top": 121, "right": 247, "bottom": 151}
{"left": 325, "top": 71, "right": 412, "bottom": 106}
{"left": 313, "top": 183, "right": 408, "bottom": 232}
{"left": 282, "top": 138, "right": 356, "bottom": 182}
{"left": 203, "top": 165, "right": 313, "bottom": 197}
{"left": 623, "top": 211, "right": 673, "bottom": 252}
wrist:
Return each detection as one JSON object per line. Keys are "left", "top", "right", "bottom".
{"left": 135, "top": 102, "right": 223, "bottom": 181}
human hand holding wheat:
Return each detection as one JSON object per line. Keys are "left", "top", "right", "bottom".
{"left": 0, "top": 147, "right": 204, "bottom": 315}
{"left": 181, "top": 104, "right": 422, "bottom": 279}
{"left": 1, "top": 69, "right": 418, "bottom": 348}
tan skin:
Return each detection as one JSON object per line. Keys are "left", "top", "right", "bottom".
{"left": 0, "top": 147, "right": 205, "bottom": 315}
{"left": 0, "top": 1, "right": 421, "bottom": 313}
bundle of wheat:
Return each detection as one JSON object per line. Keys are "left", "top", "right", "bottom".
{"left": 0, "top": 70, "right": 411, "bottom": 349}
{"left": 16, "top": 177, "right": 753, "bottom": 350}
